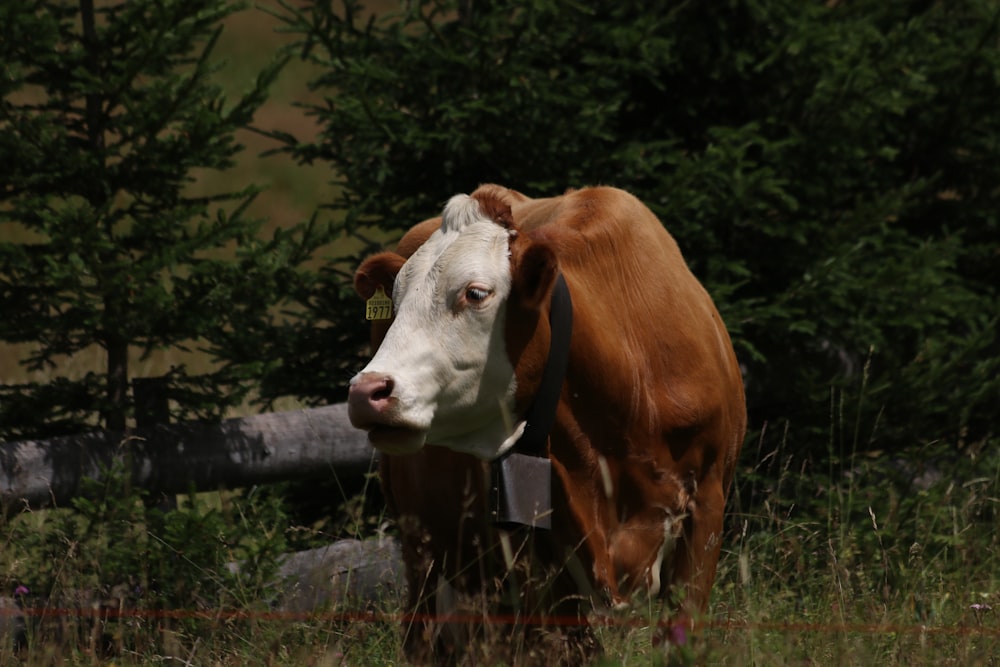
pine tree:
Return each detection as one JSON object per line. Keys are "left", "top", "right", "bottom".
{"left": 271, "top": 0, "right": 1000, "bottom": 457}
{"left": 0, "top": 0, "right": 333, "bottom": 439}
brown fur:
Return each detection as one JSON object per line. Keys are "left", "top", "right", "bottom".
{"left": 355, "top": 185, "right": 746, "bottom": 663}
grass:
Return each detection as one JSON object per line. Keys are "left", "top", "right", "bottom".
{"left": 3, "top": 432, "right": 998, "bottom": 666}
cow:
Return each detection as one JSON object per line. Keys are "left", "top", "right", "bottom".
{"left": 348, "top": 184, "right": 746, "bottom": 664}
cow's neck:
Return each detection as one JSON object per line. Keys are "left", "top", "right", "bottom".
{"left": 434, "top": 416, "right": 523, "bottom": 460}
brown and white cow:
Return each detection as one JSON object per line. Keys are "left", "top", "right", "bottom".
{"left": 348, "top": 185, "right": 746, "bottom": 663}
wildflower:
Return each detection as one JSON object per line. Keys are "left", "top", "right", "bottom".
{"left": 970, "top": 603, "right": 994, "bottom": 625}
{"left": 13, "top": 585, "right": 29, "bottom": 596}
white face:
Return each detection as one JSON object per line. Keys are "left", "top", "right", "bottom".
{"left": 349, "top": 195, "right": 519, "bottom": 459}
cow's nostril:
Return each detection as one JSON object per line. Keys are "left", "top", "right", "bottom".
{"left": 372, "top": 378, "right": 394, "bottom": 402}
{"left": 348, "top": 373, "right": 397, "bottom": 428}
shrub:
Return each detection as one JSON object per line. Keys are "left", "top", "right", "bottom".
{"left": 269, "top": 0, "right": 999, "bottom": 462}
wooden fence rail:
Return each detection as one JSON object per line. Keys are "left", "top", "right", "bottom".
{"left": 1, "top": 403, "right": 377, "bottom": 512}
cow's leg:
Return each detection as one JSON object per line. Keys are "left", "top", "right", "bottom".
{"left": 660, "top": 477, "right": 726, "bottom": 643}
{"left": 397, "top": 527, "right": 440, "bottom": 663}
{"left": 503, "top": 533, "right": 603, "bottom": 665}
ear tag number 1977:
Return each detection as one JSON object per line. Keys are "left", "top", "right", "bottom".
{"left": 365, "top": 286, "right": 393, "bottom": 321}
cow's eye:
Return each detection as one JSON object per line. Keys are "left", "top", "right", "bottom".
{"left": 465, "top": 285, "right": 492, "bottom": 305}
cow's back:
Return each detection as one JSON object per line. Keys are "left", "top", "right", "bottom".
{"left": 506, "top": 186, "right": 746, "bottom": 612}
{"left": 514, "top": 186, "right": 744, "bottom": 476}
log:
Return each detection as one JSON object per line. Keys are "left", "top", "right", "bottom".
{"left": 269, "top": 538, "right": 405, "bottom": 612}
{"left": 1, "top": 404, "right": 377, "bottom": 512}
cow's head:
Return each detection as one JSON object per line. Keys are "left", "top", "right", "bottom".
{"left": 347, "top": 187, "right": 558, "bottom": 459}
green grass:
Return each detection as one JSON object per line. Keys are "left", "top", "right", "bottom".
{"left": 3, "top": 439, "right": 998, "bottom": 666}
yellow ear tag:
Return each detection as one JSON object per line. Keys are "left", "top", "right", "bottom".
{"left": 365, "top": 286, "right": 393, "bottom": 321}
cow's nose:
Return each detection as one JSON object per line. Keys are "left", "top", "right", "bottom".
{"left": 348, "top": 372, "right": 396, "bottom": 428}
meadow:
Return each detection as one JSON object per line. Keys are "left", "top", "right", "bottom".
{"left": 3, "top": 3, "right": 998, "bottom": 665}
{"left": 3, "top": 421, "right": 998, "bottom": 665}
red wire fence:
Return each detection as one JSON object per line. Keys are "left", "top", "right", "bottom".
{"left": 3, "top": 605, "right": 999, "bottom": 638}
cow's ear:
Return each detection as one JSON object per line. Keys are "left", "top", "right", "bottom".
{"left": 354, "top": 251, "right": 406, "bottom": 299}
{"left": 512, "top": 241, "right": 559, "bottom": 311}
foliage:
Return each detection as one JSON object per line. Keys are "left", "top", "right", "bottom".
{"left": 268, "top": 0, "right": 999, "bottom": 460}
{"left": 713, "top": 436, "right": 1000, "bottom": 666}
{"left": 3, "top": 435, "right": 998, "bottom": 664}
{"left": 1, "top": 458, "right": 289, "bottom": 661}
{"left": 1, "top": 2, "right": 998, "bottom": 663}
{"left": 0, "top": 0, "right": 338, "bottom": 440}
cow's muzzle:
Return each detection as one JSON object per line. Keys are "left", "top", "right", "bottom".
{"left": 347, "top": 371, "right": 426, "bottom": 454}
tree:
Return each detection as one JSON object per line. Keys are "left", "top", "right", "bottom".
{"left": 0, "top": 0, "right": 335, "bottom": 439}
{"left": 270, "top": 0, "right": 999, "bottom": 459}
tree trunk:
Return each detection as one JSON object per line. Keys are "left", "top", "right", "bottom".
{"left": 80, "top": 0, "right": 128, "bottom": 433}
{"left": 103, "top": 334, "right": 128, "bottom": 432}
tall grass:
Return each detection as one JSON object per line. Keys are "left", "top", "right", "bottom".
{"left": 4, "top": 417, "right": 998, "bottom": 665}
{"left": 706, "top": 451, "right": 999, "bottom": 665}
{"left": 696, "top": 361, "right": 1000, "bottom": 666}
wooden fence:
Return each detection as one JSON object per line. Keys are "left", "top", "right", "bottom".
{"left": 0, "top": 401, "right": 404, "bottom": 643}
{"left": 1, "top": 403, "right": 376, "bottom": 512}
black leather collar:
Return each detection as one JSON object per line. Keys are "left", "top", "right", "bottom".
{"left": 513, "top": 272, "right": 573, "bottom": 458}
{"left": 489, "top": 273, "right": 572, "bottom": 528}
